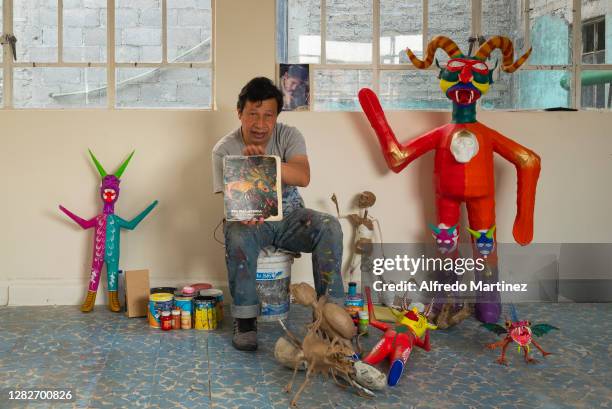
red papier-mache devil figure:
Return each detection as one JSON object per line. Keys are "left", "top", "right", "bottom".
{"left": 359, "top": 36, "right": 541, "bottom": 324}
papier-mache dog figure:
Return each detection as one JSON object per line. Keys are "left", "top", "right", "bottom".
{"left": 359, "top": 36, "right": 541, "bottom": 324}
{"left": 59, "top": 150, "right": 158, "bottom": 312}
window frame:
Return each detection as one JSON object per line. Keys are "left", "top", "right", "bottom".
{"left": 581, "top": 16, "right": 608, "bottom": 109}
{"left": 1, "top": 0, "right": 215, "bottom": 110}
{"left": 278, "top": 0, "right": 612, "bottom": 111}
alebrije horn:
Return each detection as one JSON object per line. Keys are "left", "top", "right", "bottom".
{"left": 88, "top": 149, "right": 107, "bottom": 178}
{"left": 467, "top": 227, "right": 481, "bottom": 239}
{"left": 427, "top": 223, "right": 441, "bottom": 234}
{"left": 486, "top": 225, "right": 496, "bottom": 239}
{"left": 424, "top": 299, "right": 434, "bottom": 317}
{"left": 114, "top": 150, "right": 135, "bottom": 179}
{"left": 406, "top": 36, "right": 463, "bottom": 69}
{"left": 474, "top": 36, "right": 531, "bottom": 73}
{"left": 447, "top": 224, "right": 458, "bottom": 234}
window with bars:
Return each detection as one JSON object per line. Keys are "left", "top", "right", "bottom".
{"left": 276, "top": 0, "right": 612, "bottom": 111}
{"left": 581, "top": 17, "right": 609, "bottom": 109}
{"left": 1, "top": 0, "right": 213, "bottom": 109}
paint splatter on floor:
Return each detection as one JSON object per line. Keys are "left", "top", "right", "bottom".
{"left": 0, "top": 302, "right": 610, "bottom": 408}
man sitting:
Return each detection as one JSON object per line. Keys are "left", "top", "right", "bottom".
{"left": 212, "top": 77, "right": 343, "bottom": 351}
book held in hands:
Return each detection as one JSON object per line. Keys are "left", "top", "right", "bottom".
{"left": 223, "top": 155, "right": 283, "bottom": 222}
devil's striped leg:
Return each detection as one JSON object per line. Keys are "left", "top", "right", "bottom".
{"left": 387, "top": 333, "right": 414, "bottom": 386}
{"left": 466, "top": 196, "right": 500, "bottom": 324}
{"left": 88, "top": 215, "right": 106, "bottom": 292}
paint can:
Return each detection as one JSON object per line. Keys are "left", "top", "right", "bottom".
{"left": 194, "top": 296, "right": 217, "bottom": 330}
{"left": 199, "top": 289, "right": 224, "bottom": 323}
{"left": 147, "top": 287, "right": 175, "bottom": 326}
{"left": 150, "top": 287, "right": 176, "bottom": 295}
{"left": 174, "top": 293, "right": 194, "bottom": 315}
{"left": 148, "top": 292, "right": 174, "bottom": 328}
{"left": 256, "top": 247, "right": 293, "bottom": 322}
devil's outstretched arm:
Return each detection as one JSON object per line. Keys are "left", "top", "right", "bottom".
{"left": 490, "top": 130, "right": 541, "bottom": 246}
{"left": 59, "top": 205, "right": 97, "bottom": 229}
{"left": 117, "top": 200, "right": 159, "bottom": 230}
{"left": 358, "top": 88, "right": 442, "bottom": 173}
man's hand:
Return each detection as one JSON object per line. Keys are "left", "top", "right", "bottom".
{"left": 243, "top": 145, "right": 265, "bottom": 156}
{"left": 240, "top": 217, "right": 265, "bottom": 226}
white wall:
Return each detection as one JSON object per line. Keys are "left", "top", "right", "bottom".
{"left": 1, "top": 0, "right": 611, "bottom": 306}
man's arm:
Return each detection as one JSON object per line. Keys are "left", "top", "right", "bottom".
{"left": 281, "top": 154, "right": 310, "bottom": 187}
{"left": 243, "top": 144, "right": 310, "bottom": 187}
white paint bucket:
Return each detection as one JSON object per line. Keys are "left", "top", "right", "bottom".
{"left": 256, "top": 247, "right": 294, "bottom": 322}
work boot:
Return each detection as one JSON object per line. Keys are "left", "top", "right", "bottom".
{"left": 232, "top": 318, "right": 257, "bottom": 351}
{"left": 81, "top": 290, "right": 96, "bottom": 313}
{"left": 108, "top": 291, "right": 121, "bottom": 312}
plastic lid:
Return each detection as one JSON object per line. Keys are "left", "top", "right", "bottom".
{"left": 161, "top": 311, "right": 171, "bottom": 316}
{"left": 358, "top": 310, "right": 369, "bottom": 319}
{"left": 190, "top": 283, "right": 213, "bottom": 292}
{"left": 199, "top": 289, "right": 223, "bottom": 297}
{"left": 182, "top": 286, "right": 195, "bottom": 295}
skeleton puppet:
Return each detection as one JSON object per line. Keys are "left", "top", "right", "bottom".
{"left": 334, "top": 191, "right": 400, "bottom": 306}
{"left": 333, "top": 192, "right": 378, "bottom": 278}
{"left": 59, "top": 150, "right": 158, "bottom": 312}
{"left": 358, "top": 36, "right": 541, "bottom": 323}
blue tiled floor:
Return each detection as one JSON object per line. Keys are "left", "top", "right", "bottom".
{"left": 0, "top": 303, "right": 610, "bottom": 408}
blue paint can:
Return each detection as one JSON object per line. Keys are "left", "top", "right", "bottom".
{"left": 174, "top": 294, "right": 194, "bottom": 315}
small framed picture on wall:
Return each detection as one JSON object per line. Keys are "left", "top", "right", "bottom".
{"left": 278, "top": 63, "right": 310, "bottom": 111}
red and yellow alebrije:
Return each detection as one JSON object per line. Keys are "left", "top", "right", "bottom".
{"left": 474, "top": 36, "right": 531, "bottom": 73}
{"left": 405, "top": 36, "right": 463, "bottom": 69}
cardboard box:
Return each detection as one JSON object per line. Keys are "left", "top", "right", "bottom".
{"left": 124, "top": 269, "right": 150, "bottom": 318}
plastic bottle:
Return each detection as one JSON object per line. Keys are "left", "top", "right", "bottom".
{"left": 172, "top": 308, "right": 181, "bottom": 330}
{"left": 358, "top": 310, "right": 369, "bottom": 335}
{"left": 344, "top": 282, "right": 364, "bottom": 319}
{"left": 181, "top": 310, "right": 192, "bottom": 329}
{"left": 161, "top": 310, "right": 172, "bottom": 331}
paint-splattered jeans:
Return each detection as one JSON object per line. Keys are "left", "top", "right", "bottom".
{"left": 224, "top": 208, "right": 344, "bottom": 319}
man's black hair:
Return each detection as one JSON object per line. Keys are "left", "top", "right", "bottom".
{"left": 237, "top": 77, "right": 283, "bottom": 115}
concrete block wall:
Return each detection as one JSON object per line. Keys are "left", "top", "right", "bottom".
{"left": 11, "top": 0, "right": 211, "bottom": 108}
{"left": 5, "top": 0, "right": 609, "bottom": 109}
{"left": 286, "top": 0, "right": 609, "bottom": 110}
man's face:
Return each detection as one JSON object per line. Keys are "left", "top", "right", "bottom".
{"left": 283, "top": 75, "right": 302, "bottom": 95}
{"left": 238, "top": 99, "right": 278, "bottom": 146}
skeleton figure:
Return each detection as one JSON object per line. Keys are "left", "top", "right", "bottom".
{"left": 333, "top": 192, "right": 378, "bottom": 282}
{"left": 59, "top": 150, "right": 158, "bottom": 312}
{"left": 358, "top": 36, "right": 541, "bottom": 324}
{"left": 333, "top": 192, "right": 398, "bottom": 306}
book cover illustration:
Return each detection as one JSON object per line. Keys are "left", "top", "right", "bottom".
{"left": 223, "top": 155, "right": 282, "bottom": 221}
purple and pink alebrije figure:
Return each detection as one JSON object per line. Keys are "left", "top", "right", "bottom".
{"left": 59, "top": 150, "right": 158, "bottom": 313}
